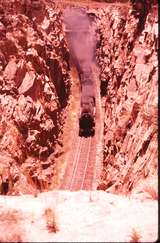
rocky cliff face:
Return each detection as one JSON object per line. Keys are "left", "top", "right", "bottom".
{"left": 96, "top": 1, "right": 158, "bottom": 195}
{"left": 0, "top": 0, "right": 71, "bottom": 195}
{"left": 0, "top": 2, "right": 158, "bottom": 241}
{"left": 0, "top": 0, "right": 158, "bottom": 197}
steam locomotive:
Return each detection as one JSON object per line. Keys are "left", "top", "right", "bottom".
{"left": 78, "top": 68, "right": 96, "bottom": 137}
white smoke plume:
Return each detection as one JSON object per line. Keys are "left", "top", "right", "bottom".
{"left": 62, "top": 7, "right": 97, "bottom": 73}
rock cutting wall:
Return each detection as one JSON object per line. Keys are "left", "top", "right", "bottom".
{"left": 95, "top": 1, "right": 158, "bottom": 194}
{"left": 0, "top": 0, "right": 71, "bottom": 195}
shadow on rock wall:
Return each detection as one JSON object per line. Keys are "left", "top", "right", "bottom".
{"left": 0, "top": 0, "right": 71, "bottom": 195}
{"left": 96, "top": 1, "right": 158, "bottom": 195}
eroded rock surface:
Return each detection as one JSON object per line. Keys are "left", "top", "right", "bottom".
{"left": 95, "top": 1, "right": 158, "bottom": 195}
{"left": 0, "top": 0, "right": 71, "bottom": 195}
{"left": 0, "top": 0, "right": 158, "bottom": 198}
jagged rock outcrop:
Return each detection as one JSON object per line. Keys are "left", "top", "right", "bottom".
{"left": 0, "top": 0, "right": 158, "bottom": 196}
{"left": 96, "top": 1, "right": 158, "bottom": 194}
{"left": 0, "top": 0, "right": 71, "bottom": 195}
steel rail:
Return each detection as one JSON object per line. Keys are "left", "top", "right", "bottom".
{"left": 68, "top": 137, "right": 84, "bottom": 190}
{"left": 79, "top": 137, "right": 92, "bottom": 190}
{"left": 60, "top": 135, "right": 81, "bottom": 189}
{"left": 60, "top": 67, "right": 99, "bottom": 191}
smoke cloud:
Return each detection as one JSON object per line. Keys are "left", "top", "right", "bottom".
{"left": 62, "top": 7, "right": 97, "bottom": 73}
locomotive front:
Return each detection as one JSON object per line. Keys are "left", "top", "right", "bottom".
{"left": 79, "top": 82, "right": 96, "bottom": 137}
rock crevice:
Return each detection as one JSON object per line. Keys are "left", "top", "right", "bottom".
{"left": 0, "top": 0, "right": 71, "bottom": 195}
{"left": 95, "top": 1, "right": 158, "bottom": 194}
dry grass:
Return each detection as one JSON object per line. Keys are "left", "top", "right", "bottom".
{"left": 0, "top": 210, "right": 22, "bottom": 222}
{"left": 44, "top": 208, "right": 59, "bottom": 233}
{"left": 130, "top": 228, "right": 142, "bottom": 242}
{"left": 0, "top": 234, "right": 23, "bottom": 243}
{"left": 0, "top": 209, "right": 24, "bottom": 242}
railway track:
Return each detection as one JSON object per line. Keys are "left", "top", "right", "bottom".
{"left": 60, "top": 7, "right": 104, "bottom": 191}
{"left": 60, "top": 63, "right": 103, "bottom": 191}
{"left": 60, "top": 135, "right": 96, "bottom": 191}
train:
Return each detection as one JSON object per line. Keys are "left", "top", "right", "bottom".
{"left": 78, "top": 67, "right": 96, "bottom": 137}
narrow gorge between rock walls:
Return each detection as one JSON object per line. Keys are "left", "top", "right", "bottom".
{"left": 0, "top": 1, "right": 158, "bottom": 242}
{"left": 0, "top": 0, "right": 157, "bottom": 206}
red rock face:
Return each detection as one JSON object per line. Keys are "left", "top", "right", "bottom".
{"left": 96, "top": 2, "right": 158, "bottom": 194}
{"left": 0, "top": 0, "right": 158, "bottom": 196}
{"left": 0, "top": 0, "right": 71, "bottom": 195}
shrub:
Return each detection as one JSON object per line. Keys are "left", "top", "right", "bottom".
{"left": 44, "top": 208, "right": 59, "bottom": 233}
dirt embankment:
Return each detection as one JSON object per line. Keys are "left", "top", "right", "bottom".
{"left": 0, "top": 0, "right": 71, "bottom": 195}
{"left": 95, "top": 1, "right": 158, "bottom": 195}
